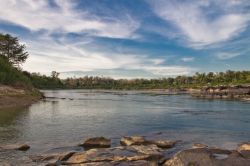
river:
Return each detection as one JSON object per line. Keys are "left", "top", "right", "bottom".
{"left": 0, "top": 90, "right": 250, "bottom": 161}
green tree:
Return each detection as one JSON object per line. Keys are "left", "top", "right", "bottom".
{"left": 0, "top": 33, "right": 28, "bottom": 67}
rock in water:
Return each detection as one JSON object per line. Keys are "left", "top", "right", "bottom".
{"left": 120, "top": 136, "right": 177, "bottom": 148}
{"left": 79, "top": 137, "right": 111, "bottom": 149}
{"left": 120, "top": 136, "right": 149, "bottom": 146}
{"left": 237, "top": 142, "right": 250, "bottom": 159}
{"left": 150, "top": 140, "right": 177, "bottom": 148}
{"left": 192, "top": 143, "right": 208, "bottom": 149}
{"left": 0, "top": 143, "right": 30, "bottom": 151}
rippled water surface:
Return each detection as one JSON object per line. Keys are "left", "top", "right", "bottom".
{"left": 1, "top": 90, "right": 250, "bottom": 160}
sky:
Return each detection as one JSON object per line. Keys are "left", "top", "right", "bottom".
{"left": 0, "top": 0, "right": 250, "bottom": 79}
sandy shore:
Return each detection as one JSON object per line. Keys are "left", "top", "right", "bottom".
{"left": 0, "top": 85, "right": 42, "bottom": 110}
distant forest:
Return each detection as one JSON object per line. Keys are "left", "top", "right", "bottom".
{"left": 26, "top": 70, "right": 250, "bottom": 90}
{"left": 1, "top": 33, "right": 250, "bottom": 90}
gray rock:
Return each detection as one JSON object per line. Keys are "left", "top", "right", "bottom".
{"left": 29, "top": 151, "right": 75, "bottom": 165}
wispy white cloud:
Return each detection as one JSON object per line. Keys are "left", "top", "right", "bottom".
{"left": 149, "top": 0, "right": 250, "bottom": 48}
{"left": 0, "top": 0, "right": 139, "bottom": 39}
{"left": 215, "top": 52, "right": 241, "bottom": 60}
{"left": 181, "top": 57, "right": 194, "bottom": 62}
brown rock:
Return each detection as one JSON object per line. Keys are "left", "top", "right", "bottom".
{"left": 150, "top": 140, "right": 176, "bottom": 148}
{"left": 79, "top": 137, "right": 111, "bottom": 149}
{"left": 0, "top": 143, "right": 30, "bottom": 151}
{"left": 120, "top": 136, "right": 149, "bottom": 146}
{"left": 238, "top": 143, "right": 250, "bottom": 158}
{"left": 192, "top": 143, "right": 208, "bottom": 149}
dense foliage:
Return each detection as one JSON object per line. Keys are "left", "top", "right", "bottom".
{"left": 0, "top": 57, "right": 32, "bottom": 88}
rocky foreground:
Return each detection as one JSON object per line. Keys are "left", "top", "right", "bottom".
{"left": 1, "top": 136, "right": 250, "bottom": 166}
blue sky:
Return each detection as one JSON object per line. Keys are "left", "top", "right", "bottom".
{"left": 0, "top": 0, "right": 250, "bottom": 79}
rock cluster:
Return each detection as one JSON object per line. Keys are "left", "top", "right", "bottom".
{"left": 1, "top": 138, "right": 250, "bottom": 166}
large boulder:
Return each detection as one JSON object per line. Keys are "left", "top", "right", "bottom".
{"left": 237, "top": 142, "right": 250, "bottom": 158}
{"left": 0, "top": 143, "right": 30, "bottom": 151}
{"left": 163, "top": 148, "right": 250, "bottom": 166}
{"left": 79, "top": 137, "right": 111, "bottom": 149}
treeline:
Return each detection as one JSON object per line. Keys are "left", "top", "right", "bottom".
{"left": 60, "top": 70, "right": 250, "bottom": 90}
{"left": 23, "top": 70, "right": 250, "bottom": 90}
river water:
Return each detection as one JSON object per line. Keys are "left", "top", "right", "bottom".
{"left": 0, "top": 90, "right": 250, "bottom": 161}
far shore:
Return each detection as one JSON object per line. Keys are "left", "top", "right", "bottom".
{"left": 1, "top": 84, "right": 250, "bottom": 110}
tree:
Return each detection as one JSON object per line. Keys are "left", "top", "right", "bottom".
{"left": 0, "top": 33, "right": 28, "bottom": 67}
{"left": 51, "top": 71, "right": 60, "bottom": 79}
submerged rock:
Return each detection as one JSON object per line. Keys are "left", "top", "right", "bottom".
{"left": 79, "top": 137, "right": 111, "bottom": 149}
{"left": 0, "top": 143, "right": 30, "bottom": 151}
{"left": 237, "top": 142, "right": 250, "bottom": 159}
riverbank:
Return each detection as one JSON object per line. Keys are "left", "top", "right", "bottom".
{"left": 190, "top": 85, "right": 250, "bottom": 101}
{"left": 0, "top": 85, "right": 43, "bottom": 110}
{"left": 1, "top": 136, "right": 249, "bottom": 165}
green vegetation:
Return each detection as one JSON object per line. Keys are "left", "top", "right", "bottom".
{"left": 1, "top": 33, "right": 250, "bottom": 90}
{"left": 0, "top": 57, "right": 32, "bottom": 88}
